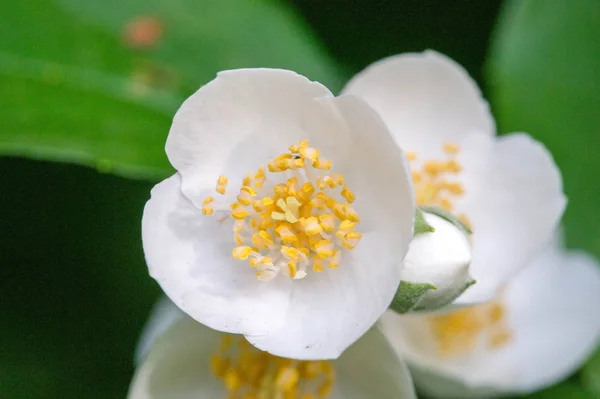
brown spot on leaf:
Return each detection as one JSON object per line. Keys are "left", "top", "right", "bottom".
{"left": 123, "top": 16, "right": 163, "bottom": 49}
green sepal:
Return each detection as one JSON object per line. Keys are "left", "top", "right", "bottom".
{"left": 414, "top": 208, "right": 435, "bottom": 236}
{"left": 413, "top": 279, "right": 476, "bottom": 312}
{"left": 419, "top": 206, "right": 472, "bottom": 235}
{"left": 389, "top": 280, "right": 437, "bottom": 314}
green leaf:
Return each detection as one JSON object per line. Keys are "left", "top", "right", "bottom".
{"left": 523, "top": 382, "right": 595, "bottom": 399}
{"left": 487, "top": 0, "right": 600, "bottom": 258}
{"left": 0, "top": 0, "right": 344, "bottom": 180}
{"left": 413, "top": 279, "right": 476, "bottom": 312}
{"left": 582, "top": 347, "right": 600, "bottom": 397}
{"left": 389, "top": 280, "right": 437, "bottom": 314}
{"left": 414, "top": 208, "right": 435, "bottom": 235}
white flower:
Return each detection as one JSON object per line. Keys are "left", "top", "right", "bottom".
{"left": 343, "top": 51, "right": 566, "bottom": 306}
{"left": 400, "top": 211, "right": 473, "bottom": 311}
{"left": 142, "top": 69, "right": 416, "bottom": 360}
{"left": 379, "top": 237, "right": 600, "bottom": 397}
{"left": 129, "top": 298, "right": 417, "bottom": 399}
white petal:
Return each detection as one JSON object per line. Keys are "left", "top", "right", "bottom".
{"left": 128, "top": 318, "right": 225, "bottom": 399}
{"left": 381, "top": 241, "right": 600, "bottom": 398}
{"left": 135, "top": 297, "right": 185, "bottom": 365}
{"left": 166, "top": 68, "right": 333, "bottom": 207}
{"left": 333, "top": 327, "right": 417, "bottom": 398}
{"left": 455, "top": 133, "right": 566, "bottom": 304}
{"left": 342, "top": 51, "right": 495, "bottom": 159}
{"left": 142, "top": 174, "right": 293, "bottom": 336}
{"left": 245, "top": 95, "right": 414, "bottom": 360}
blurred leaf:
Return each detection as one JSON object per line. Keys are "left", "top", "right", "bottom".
{"left": 582, "top": 348, "right": 600, "bottom": 397}
{"left": 0, "top": 0, "right": 343, "bottom": 180}
{"left": 523, "top": 382, "right": 595, "bottom": 399}
{"left": 487, "top": 0, "right": 600, "bottom": 257}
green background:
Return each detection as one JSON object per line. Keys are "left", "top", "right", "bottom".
{"left": 1, "top": 0, "right": 598, "bottom": 398}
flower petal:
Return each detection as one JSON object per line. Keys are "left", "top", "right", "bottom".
{"left": 135, "top": 296, "right": 185, "bottom": 365}
{"left": 455, "top": 133, "right": 566, "bottom": 304}
{"left": 128, "top": 318, "right": 225, "bottom": 399}
{"left": 333, "top": 327, "right": 417, "bottom": 398}
{"left": 244, "top": 95, "right": 414, "bottom": 360}
{"left": 381, "top": 240, "right": 600, "bottom": 398}
{"left": 342, "top": 50, "right": 495, "bottom": 159}
{"left": 142, "top": 174, "right": 293, "bottom": 335}
{"left": 166, "top": 68, "right": 334, "bottom": 207}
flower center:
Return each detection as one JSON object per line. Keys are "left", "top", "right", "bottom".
{"left": 429, "top": 300, "right": 511, "bottom": 357}
{"left": 211, "top": 334, "right": 335, "bottom": 398}
{"left": 202, "top": 140, "right": 362, "bottom": 281}
{"left": 408, "top": 142, "right": 472, "bottom": 229}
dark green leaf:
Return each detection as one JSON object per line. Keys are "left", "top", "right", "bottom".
{"left": 0, "top": 0, "right": 343, "bottom": 180}
{"left": 487, "top": 0, "right": 600, "bottom": 258}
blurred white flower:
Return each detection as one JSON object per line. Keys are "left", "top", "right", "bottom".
{"left": 344, "top": 51, "right": 566, "bottom": 307}
{"left": 142, "top": 69, "right": 415, "bottom": 360}
{"left": 129, "top": 298, "right": 417, "bottom": 399}
{"left": 398, "top": 211, "right": 473, "bottom": 311}
{"left": 379, "top": 238, "right": 600, "bottom": 397}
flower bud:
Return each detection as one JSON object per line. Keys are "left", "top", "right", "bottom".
{"left": 397, "top": 211, "right": 473, "bottom": 312}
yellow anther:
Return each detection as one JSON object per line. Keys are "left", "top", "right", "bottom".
{"left": 313, "top": 157, "right": 332, "bottom": 170}
{"left": 323, "top": 176, "right": 336, "bottom": 189}
{"left": 272, "top": 197, "right": 301, "bottom": 223}
{"left": 254, "top": 167, "right": 266, "bottom": 188}
{"left": 313, "top": 257, "right": 325, "bottom": 273}
{"left": 339, "top": 219, "right": 355, "bottom": 231}
{"left": 430, "top": 300, "right": 511, "bottom": 357}
{"left": 232, "top": 246, "right": 253, "bottom": 260}
{"left": 281, "top": 246, "right": 302, "bottom": 261}
{"left": 440, "top": 198, "right": 454, "bottom": 211}
{"left": 315, "top": 240, "right": 335, "bottom": 259}
{"left": 202, "top": 206, "right": 214, "bottom": 215}
{"left": 443, "top": 142, "right": 460, "bottom": 154}
{"left": 233, "top": 219, "right": 245, "bottom": 234}
{"left": 237, "top": 186, "right": 256, "bottom": 205}
{"left": 445, "top": 182, "right": 464, "bottom": 196}
{"left": 331, "top": 173, "right": 344, "bottom": 186}
{"left": 412, "top": 170, "right": 421, "bottom": 184}
{"left": 249, "top": 257, "right": 259, "bottom": 268}
{"left": 287, "top": 261, "right": 298, "bottom": 279}
{"left": 340, "top": 185, "right": 355, "bottom": 204}
{"left": 275, "top": 223, "right": 299, "bottom": 245}
{"left": 203, "top": 196, "right": 214, "bottom": 205}
{"left": 212, "top": 334, "right": 335, "bottom": 398}
{"left": 253, "top": 230, "right": 274, "bottom": 249}
{"left": 242, "top": 176, "right": 252, "bottom": 187}
{"left": 316, "top": 177, "right": 327, "bottom": 191}
{"left": 318, "top": 214, "right": 336, "bottom": 232}
{"left": 329, "top": 250, "right": 341, "bottom": 269}
{"left": 216, "top": 175, "right": 228, "bottom": 195}
{"left": 299, "top": 182, "right": 315, "bottom": 202}
{"left": 231, "top": 203, "right": 249, "bottom": 220}
{"left": 446, "top": 160, "right": 462, "bottom": 174}
{"left": 300, "top": 146, "right": 320, "bottom": 162}
{"left": 301, "top": 216, "right": 323, "bottom": 236}
{"left": 406, "top": 151, "right": 417, "bottom": 161}
{"left": 343, "top": 205, "right": 360, "bottom": 223}
{"left": 261, "top": 197, "right": 274, "bottom": 207}
{"left": 235, "top": 234, "right": 245, "bottom": 245}
{"left": 342, "top": 231, "right": 362, "bottom": 250}
{"left": 274, "top": 183, "right": 288, "bottom": 198}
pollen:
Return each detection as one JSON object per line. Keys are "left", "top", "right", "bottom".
{"left": 216, "top": 175, "right": 228, "bottom": 195}
{"left": 408, "top": 142, "right": 473, "bottom": 232}
{"left": 429, "top": 299, "right": 511, "bottom": 357}
{"left": 211, "top": 334, "right": 335, "bottom": 398}
{"left": 202, "top": 140, "right": 362, "bottom": 281}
